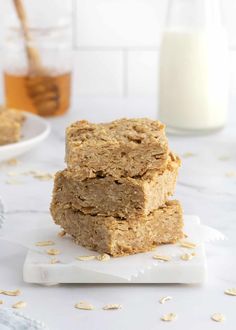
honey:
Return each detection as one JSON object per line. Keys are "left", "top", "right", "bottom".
{"left": 4, "top": 72, "right": 71, "bottom": 116}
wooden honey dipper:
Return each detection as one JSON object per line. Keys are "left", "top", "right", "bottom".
{"left": 13, "top": 0, "right": 60, "bottom": 116}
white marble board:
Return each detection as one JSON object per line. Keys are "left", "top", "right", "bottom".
{"left": 23, "top": 216, "right": 208, "bottom": 284}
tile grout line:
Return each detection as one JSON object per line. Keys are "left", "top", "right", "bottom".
{"left": 0, "top": 44, "right": 236, "bottom": 51}
{"left": 73, "top": 45, "right": 160, "bottom": 51}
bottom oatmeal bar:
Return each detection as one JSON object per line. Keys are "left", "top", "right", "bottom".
{"left": 50, "top": 200, "right": 183, "bottom": 257}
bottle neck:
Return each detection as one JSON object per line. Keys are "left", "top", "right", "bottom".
{"left": 166, "top": 0, "right": 223, "bottom": 30}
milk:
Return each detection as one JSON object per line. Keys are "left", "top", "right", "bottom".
{"left": 159, "top": 28, "right": 229, "bottom": 132}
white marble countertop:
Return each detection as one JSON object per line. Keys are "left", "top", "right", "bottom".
{"left": 0, "top": 97, "right": 236, "bottom": 330}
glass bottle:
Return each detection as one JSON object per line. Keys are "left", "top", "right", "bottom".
{"left": 159, "top": 0, "right": 229, "bottom": 134}
{"left": 3, "top": 0, "right": 72, "bottom": 117}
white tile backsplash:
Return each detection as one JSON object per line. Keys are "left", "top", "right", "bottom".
{"left": 229, "top": 50, "right": 236, "bottom": 94}
{"left": 0, "top": 1, "right": 4, "bottom": 48}
{"left": 0, "top": 0, "right": 236, "bottom": 98}
{"left": 127, "top": 50, "right": 159, "bottom": 96}
{"left": 222, "top": 0, "right": 236, "bottom": 48}
{"left": 73, "top": 50, "right": 124, "bottom": 96}
{"left": 76, "top": 0, "right": 168, "bottom": 48}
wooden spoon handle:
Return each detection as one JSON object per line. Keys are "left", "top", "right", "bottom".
{"left": 13, "top": 0, "right": 41, "bottom": 72}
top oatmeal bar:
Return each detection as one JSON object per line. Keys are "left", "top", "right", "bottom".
{"left": 66, "top": 118, "right": 168, "bottom": 179}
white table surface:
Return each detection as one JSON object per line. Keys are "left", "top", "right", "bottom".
{"left": 0, "top": 97, "right": 236, "bottom": 330}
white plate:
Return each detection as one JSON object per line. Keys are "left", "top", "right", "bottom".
{"left": 0, "top": 112, "right": 50, "bottom": 162}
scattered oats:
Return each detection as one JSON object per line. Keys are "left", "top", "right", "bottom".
{"left": 32, "top": 170, "right": 54, "bottom": 181}
{"left": 161, "top": 313, "right": 177, "bottom": 322}
{"left": 152, "top": 255, "right": 171, "bottom": 262}
{"left": 5, "top": 179, "right": 23, "bottom": 185}
{"left": 46, "top": 248, "right": 61, "bottom": 256}
{"left": 103, "top": 304, "right": 122, "bottom": 310}
{"left": 0, "top": 300, "right": 3, "bottom": 304}
{"left": 96, "top": 253, "right": 110, "bottom": 261}
{"left": 225, "top": 171, "right": 236, "bottom": 178}
{"left": 183, "top": 233, "right": 188, "bottom": 238}
{"left": 159, "top": 296, "right": 172, "bottom": 304}
{"left": 7, "top": 172, "right": 18, "bottom": 177}
{"left": 211, "top": 313, "right": 225, "bottom": 322}
{"left": 6, "top": 158, "right": 20, "bottom": 166}
{"left": 180, "top": 252, "right": 195, "bottom": 261}
{"left": 23, "top": 170, "right": 54, "bottom": 181}
{"left": 218, "top": 155, "right": 230, "bottom": 161}
{"left": 182, "top": 152, "right": 195, "bottom": 158}
{"left": 179, "top": 241, "right": 197, "bottom": 249}
{"left": 50, "top": 257, "right": 60, "bottom": 264}
{"left": 35, "top": 240, "right": 55, "bottom": 247}
{"left": 33, "top": 173, "right": 54, "bottom": 181}
{"left": 76, "top": 255, "right": 96, "bottom": 261}
{"left": 58, "top": 230, "right": 66, "bottom": 237}
{"left": 74, "top": 302, "right": 94, "bottom": 310}
{"left": 224, "top": 288, "right": 236, "bottom": 296}
{"left": 12, "top": 301, "right": 27, "bottom": 309}
{"left": 0, "top": 289, "right": 21, "bottom": 296}
{"left": 151, "top": 246, "right": 158, "bottom": 251}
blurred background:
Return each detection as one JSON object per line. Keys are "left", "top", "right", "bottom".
{"left": 0, "top": 0, "right": 236, "bottom": 114}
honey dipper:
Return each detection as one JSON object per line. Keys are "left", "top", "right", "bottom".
{"left": 13, "top": 0, "right": 60, "bottom": 116}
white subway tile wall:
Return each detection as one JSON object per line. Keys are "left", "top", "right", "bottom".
{"left": 73, "top": 50, "right": 124, "bottom": 96}
{"left": 222, "top": 0, "right": 236, "bottom": 48}
{"left": 127, "top": 51, "right": 159, "bottom": 96}
{"left": 0, "top": 0, "right": 236, "bottom": 101}
{"left": 75, "top": 0, "right": 168, "bottom": 47}
{"left": 229, "top": 51, "right": 236, "bottom": 98}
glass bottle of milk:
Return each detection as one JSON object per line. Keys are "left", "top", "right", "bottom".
{"left": 159, "top": 0, "right": 229, "bottom": 134}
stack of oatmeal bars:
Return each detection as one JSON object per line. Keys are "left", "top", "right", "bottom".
{"left": 50, "top": 118, "right": 184, "bottom": 257}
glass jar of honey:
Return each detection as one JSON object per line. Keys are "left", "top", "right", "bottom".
{"left": 3, "top": 0, "right": 72, "bottom": 117}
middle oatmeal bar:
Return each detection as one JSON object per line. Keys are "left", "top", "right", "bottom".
{"left": 52, "top": 153, "right": 180, "bottom": 218}
{"left": 50, "top": 200, "right": 184, "bottom": 257}
{"left": 65, "top": 118, "right": 169, "bottom": 179}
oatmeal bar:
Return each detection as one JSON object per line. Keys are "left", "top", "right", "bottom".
{"left": 65, "top": 118, "right": 168, "bottom": 179}
{"left": 50, "top": 200, "right": 183, "bottom": 257}
{"left": 52, "top": 153, "right": 180, "bottom": 218}
{"left": 0, "top": 107, "right": 25, "bottom": 145}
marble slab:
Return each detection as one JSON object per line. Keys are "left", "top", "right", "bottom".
{"left": 23, "top": 216, "right": 208, "bottom": 285}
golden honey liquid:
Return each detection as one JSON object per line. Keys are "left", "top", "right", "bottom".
{"left": 4, "top": 72, "right": 71, "bottom": 116}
